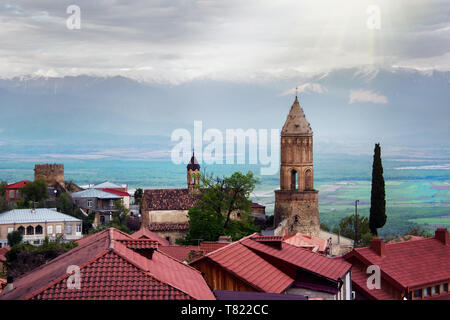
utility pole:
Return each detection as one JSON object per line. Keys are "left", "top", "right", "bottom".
{"left": 355, "top": 200, "right": 360, "bottom": 246}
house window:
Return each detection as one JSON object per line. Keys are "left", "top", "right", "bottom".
{"left": 7, "top": 228, "right": 13, "bottom": 233}
{"left": 424, "top": 287, "right": 431, "bottom": 297}
{"left": 442, "top": 283, "right": 449, "bottom": 293}
{"left": 432, "top": 285, "right": 440, "bottom": 295}
{"left": 413, "top": 289, "right": 422, "bottom": 299}
{"left": 87, "top": 200, "right": 93, "bottom": 208}
{"left": 76, "top": 224, "right": 82, "bottom": 233}
{"left": 65, "top": 224, "right": 72, "bottom": 235}
{"left": 56, "top": 225, "right": 62, "bottom": 234}
{"left": 109, "top": 200, "right": 114, "bottom": 207}
{"left": 47, "top": 225, "right": 53, "bottom": 235}
{"left": 9, "top": 190, "right": 15, "bottom": 198}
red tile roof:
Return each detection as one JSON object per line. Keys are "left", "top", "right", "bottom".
{"left": 0, "top": 228, "right": 214, "bottom": 300}
{"left": 345, "top": 234, "right": 450, "bottom": 290}
{"left": 131, "top": 228, "right": 170, "bottom": 246}
{"left": 242, "top": 238, "right": 351, "bottom": 282}
{"left": 284, "top": 233, "right": 328, "bottom": 253}
{"left": 350, "top": 266, "right": 395, "bottom": 300}
{"left": 6, "top": 180, "right": 32, "bottom": 189}
{"left": 199, "top": 242, "right": 231, "bottom": 254}
{"left": 143, "top": 189, "right": 199, "bottom": 210}
{"left": 191, "top": 233, "right": 351, "bottom": 293}
{"left": 158, "top": 246, "right": 200, "bottom": 263}
{"left": 101, "top": 188, "right": 130, "bottom": 197}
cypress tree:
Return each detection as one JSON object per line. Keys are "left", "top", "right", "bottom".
{"left": 369, "top": 143, "right": 387, "bottom": 235}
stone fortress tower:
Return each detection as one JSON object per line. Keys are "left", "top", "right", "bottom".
{"left": 274, "top": 96, "right": 320, "bottom": 236}
{"left": 34, "top": 164, "right": 65, "bottom": 187}
{"left": 187, "top": 152, "right": 200, "bottom": 192}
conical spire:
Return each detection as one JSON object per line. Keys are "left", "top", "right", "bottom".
{"left": 281, "top": 96, "right": 313, "bottom": 136}
{"left": 187, "top": 149, "right": 200, "bottom": 170}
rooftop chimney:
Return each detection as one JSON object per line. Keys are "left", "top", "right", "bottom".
{"left": 370, "top": 238, "right": 386, "bottom": 257}
{"left": 435, "top": 228, "right": 449, "bottom": 245}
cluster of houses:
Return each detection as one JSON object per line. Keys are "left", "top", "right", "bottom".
{"left": 0, "top": 96, "right": 449, "bottom": 300}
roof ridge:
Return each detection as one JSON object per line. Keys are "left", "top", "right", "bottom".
{"left": 111, "top": 241, "right": 201, "bottom": 299}
{"left": 202, "top": 232, "right": 259, "bottom": 259}
{"left": 156, "top": 247, "right": 206, "bottom": 275}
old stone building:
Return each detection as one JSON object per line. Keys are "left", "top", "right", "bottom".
{"left": 274, "top": 96, "right": 320, "bottom": 237}
{"left": 34, "top": 164, "right": 65, "bottom": 187}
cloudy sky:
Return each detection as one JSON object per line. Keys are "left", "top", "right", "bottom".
{"left": 1, "top": 0, "right": 449, "bottom": 83}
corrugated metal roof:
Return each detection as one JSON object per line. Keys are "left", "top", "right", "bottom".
{"left": 0, "top": 208, "right": 81, "bottom": 224}
{"left": 71, "top": 188, "right": 122, "bottom": 199}
{"left": 93, "top": 181, "right": 124, "bottom": 189}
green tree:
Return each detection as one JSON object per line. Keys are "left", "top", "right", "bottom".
{"left": 134, "top": 188, "right": 143, "bottom": 205}
{"left": 180, "top": 171, "right": 260, "bottom": 245}
{"left": 0, "top": 181, "right": 12, "bottom": 213}
{"left": 7, "top": 230, "right": 23, "bottom": 247}
{"left": 197, "top": 171, "right": 259, "bottom": 229}
{"left": 56, "top": 192, "right": 73, "bottom": 215}
{"left": 332, "top": 215, "right": 373, "bottom": 247}
{"left": 22, "top": 179, "right": 49, "bottom": 204}
{"left": 369, "top": 143, "right": 387, "bottom": 235}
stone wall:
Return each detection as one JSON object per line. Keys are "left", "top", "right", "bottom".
{"left": 34, "top": 164, "right": 64, "bottom": 186}
{"left": 274, "top": 190, "right": 320, "bottom": 236}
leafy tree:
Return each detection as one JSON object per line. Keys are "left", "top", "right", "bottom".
{"left": 0, "top": 181, "right": 12, "bottom": 213}
{"left": 320, "top": 223, "right": 330, "bottom": 232}
{"left": 179, "top": 171, "right": 260, "bottom": 245}
{"left": 5, "top": 237, "right": 78, "bottom": 279}
{"left": 403, "top": 226, "right": 433, "bottom": 238}
{"left": 22, "top": 179, "right": 48, "bottom": 204}
{"left": 332, "top": 215, "right": 373, "bottom": 247}
{"left": 197, "top": 171, "right": 259, "bottom": 228}
{"left": 369, "top": 143, "right": 387, "bottom": 235}
{"left": 134, "top": 188, "right": 143, "bottom": 205}
{"left": 7, "top": 230, "right": 23, "bottom": 247}
{"left": 56, "top": 192, "right": 73, "bottom": 215}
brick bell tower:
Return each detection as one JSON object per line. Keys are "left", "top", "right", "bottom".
{"left": 274, "top": 95, "right": 320, "bottom": 236}
{"left": 187, "top": 151, "right": 200, "bottom": 192}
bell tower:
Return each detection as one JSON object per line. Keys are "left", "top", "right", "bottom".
{"left": 187, "top": 151, "right": 200, "bottom": 192}
{"left": 274, "top": 96, "right": 320, "bottom": 236}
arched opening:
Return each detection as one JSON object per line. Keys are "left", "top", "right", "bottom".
{"left": 26, "top": 226, "right": 35, "bottom": 235}
{"left": 290, "top": 169, "right": 298, "bottom": 190}
{"left": 18, "top": 226, "right": 25, "bottom": 234}
{"left": 305, "top": 169, "right": 313, "bottom": 190}
{"left": 35, "top": 225, "right": 43, "bottom": 235}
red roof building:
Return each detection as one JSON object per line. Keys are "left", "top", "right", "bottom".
{"left": 130, "top": 228, "right": 170, "bottom": 246}
{"left": 190, "top": 233, "right": 352, "bottom": 300}
{"left": 101, "top": 188, "right": 131, "bottom": 197}
{"left": 283, "top": 232, "right": 328, "bottom": 253}
{"left": 344, "top": 228, "right": 450, "bottom": 300}
{"left": 5, "top": 180, "right": 32, "bottom": 202}
{"left": 0, "top": 228, "right": 215, "bottom": 300}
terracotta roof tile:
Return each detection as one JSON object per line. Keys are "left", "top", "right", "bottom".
{"left": 284, "top": 233, "right": 328, "bottom": 252}
{"left": 158, "top": 246, "right": 200, "bottom": 262}
{"left": 0, "top": 228, "right": 214, "bottom": 300}
{"left": 143, "top": 189, "right": 199, "bottom": 210}
{"left": 241, "top": 238, "right": 351, "bottom": 282}
{"left": 346, "top": 235, "right": 450, "bottom": 289}
{"left": 131, "top": 228, "right": 170, "bottom": 246}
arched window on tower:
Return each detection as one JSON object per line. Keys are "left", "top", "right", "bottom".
{"left": 291, "top": 169, "right": 298, "bottom": 190}
{"left": 305, "top": 169, "right": 313, "bottom": 190}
